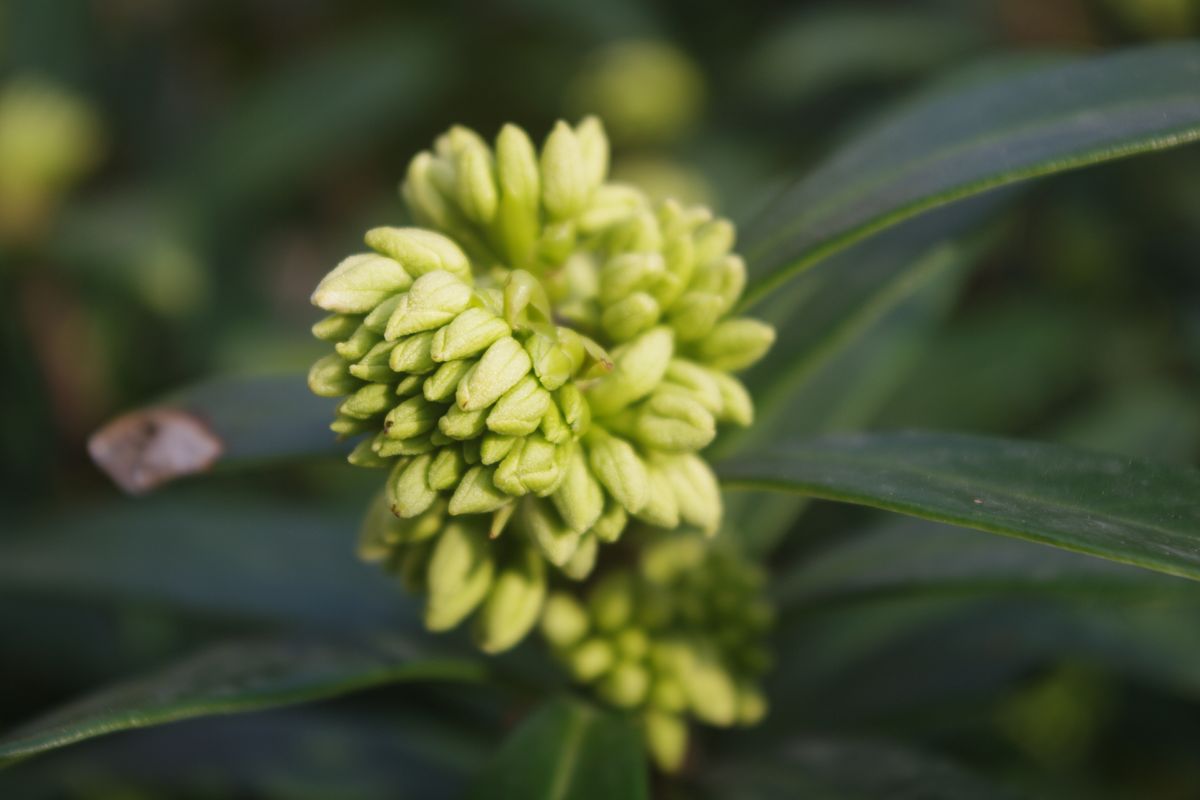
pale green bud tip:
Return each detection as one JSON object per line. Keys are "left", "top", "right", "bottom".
{"left": 312, "top": 253, "right": 412, "bottom": 313}
{"left": 644, "top": 711, "right": 689, "bottom": 773}
{"left": 364, "top": 227, "right": 471, "bottom": 280}
{"left": 541, "top": 591, "right": 590, "bottom": 648}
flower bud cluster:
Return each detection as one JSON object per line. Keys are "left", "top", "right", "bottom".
{"left": 540, "top": 534, "right": 773, "bottom": 772}
{"left": 308, "top": 117, "right": 774, "bottom": 652}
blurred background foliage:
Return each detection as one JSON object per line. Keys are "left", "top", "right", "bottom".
{"left": 1, "top": 0, "right": 1199, "bottom": 797}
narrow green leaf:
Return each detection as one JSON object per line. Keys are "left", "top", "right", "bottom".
{"left": 88, "top": 374, "right": 341, "bottom": 494}
{"left": 0, "top": 638, "right": 484, "bottom": 765}
{"left": 705, "top": 738, "right": 1013, "bottom": 800}
{"left": 719, "top": 431, "right": 1200, "bottom": 580}
{"left": 740, "top": 42, "right": 1200, "bottom": 307}
{"left": 469, "top": 697, "right": 649, "bottom": 800}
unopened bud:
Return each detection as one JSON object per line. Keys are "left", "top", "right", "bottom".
{"left": 666, "top": 291, "right": 723, "bottom": 342}
{"left": 456, "top": 336, "right": 532, "bottom": 411}
{"left": 438, "top": 403, "right": 488, "bottom": 440}
{"left": 481, "top": 433, "right": 518, "bottom": 465}
{"left": 575, "top": 116, "right": 609, "bottom": 192}
{"left": 335, "top": 324, "right": 382, "bottom": 361}
{"left": 541, "top": 121, "right": 588, "bottom": 220}
{"left": 474, "top": 542, "right": 546, "bottom": 653}
{"left": 487, "top": 376, "right": 552, "bottom": 436}
{"left": 694, "top": 318, "right": 775, "bottom": 372}
{"left": 643, "top": 710, "right": 688, "bottom": 773}
{"left": 427, "top": 446, "right": 467, "bottom": 490}
{"left": 602, "top": 291, "right": 661, "bottom": 342}
{"left": 384, "top": 395, "right": 441, "bottom": 440}
{"left": 385, "top": 271, "right": 474, "bottom": 340}
{"left": 586, "top": 326, "right": 674, "bottom": 417}
{"left": 585, "top": 429, "right": 648, "bottom": 514}
{"left": 656, "top": 453, "right": 722, "bottom": 535}
{"left": 692, "top": 218, "right": 735, "bottom": 269}
{"left": 567, "top": 638, "right": 615, "bottom": 682}
{"left": 711, "top": 371, "right": 753, "bottom": 426}
{"left": 589, "top": 572, "right": 635, "bottom": 632}
{"left": 364, "top": 226, "right": 471, "bottom": 281}
{"left": 541, "top": 591, "right": 589, "bottom": 648}
{"left": 591, "top": 499, "right": 628, "bottom": 543}
{"left": 522, "top": 497, "right": 581, "bottom": 567}
{"left": 449, "top": 466, "right": 511, "bottom": 515}
{"left": 311, "top": 253, "right": 412, "bottom": 313}
{"left": 431, "top": 307, "right": 509, "bottom": 362}
{"left": 634, "top": 391, "right": 716, "bottom": 452}
{"left": 309, "top": 354, "right": 361, "bottom": 397}
{"left": 424, "top": 521, "right": 495, "bottom": 631}
{"left": 454, "top": 138, "right": 498, "bottom": 225}
{"left": 423, "top": 358, "right": 475, "bottom": 402}
{"left": 598, "top": 660, "right": 650, "bottom": 708}
{"left": 339, "top": 383, "right": 394, "bottom": 420}
{"left": 349, "top": 340, "right": 397, "bottom": 382}
{"left": 634, "top": 463, "right": 681, "bottom": 528}
{"left": 560, "top": 531, "right": 598, "bottom": 580}
{"left": 551, "top": 443, "right": 604, "bottom": 533}
{"left": 312, "top": 313, "right": 361, "bottom": 342}
{"left": 384, "top": 454, "right": 435, "bottom": 518}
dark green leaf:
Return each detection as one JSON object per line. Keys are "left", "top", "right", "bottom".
{"left": 88, "top": 374, "right": 341, "bottom": 494}
{"left": 468, "top": 697, "right": 649, "bottom": 800}
{"left": 740, "top": 42, "right": 1200, "bottom": 307}
{"left": 719, "top": 431, "right": 1200, "bottom": 580}
{"left": 704, "top": 738, "right": 1013, "bottom": 800}
{"left": 0, "top": 638, "right": 484, "bottom": 765}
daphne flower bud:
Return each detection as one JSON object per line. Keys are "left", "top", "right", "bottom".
{"left": 339, "top": 383, "right": 393, "bottom": 420}
{"left": 711, "top": 371, "right": 753, "bottom": 426}
{"left": 312, "top": 313, "right": 361, "bottom": 342}
{"left": 541, "top": 121, "right": 588, "bottom": 220}
{"left": 586, "top": 326, "right": 674, "bottom": 417}
{"left": 602, "top": 291, "right": 661, "bottom": 342}
{"left": 655, "top": 453, "right": 722, "bottom": 536}
{"left": 692, "top": 317, "right": 776, "bottom": 372}
{"left": 364, "top": 226, "right": 471, "bottom": 280}
{"left": 643, "top": 711, "right": 688, "bottom": 773}
{"left": 334, "top": 323, "right": 380, "bottom": 361}
{"left": 473, "top": 541, "right": 546, "bottom": 653}
{"left": 541, "top": 591, "right": 590, "bottom": 648}
{"left": 448, "top": 466, "right": 510, "bottom": 515}
{"left": 551, "top": 442, "right": 604, "bottom": 533}
{"left": 522, "top": 497, "right": 581, "bottom": 567}
{"left": 585, "top": 428, "right": 648, "bottom": 515}
{"left": 428, "top": 307, "right": 507, "bottom": 363}
{"left": 634, "top": 463, "right": 681, "bottom": 528}
{"left": 666, "top": 291, "right": 724, "bottom": 342}
{"left": 385, "top": 271, "right": 474, "bottom": 339}
{"left": 560, "top": 532, "right": 598, "bottom": 580}
{"left": 457, "top": 336, "right": 532, "bottom": 411}
{"left": 487, "top": 376, "right": 552, "bottom": 436}
{"left": 598, "top": 660, "right": 650, "bottom": 708}
{"left": 383, "top": 396, "right": 441, "bottom": 440}
{"left": 424, "top": 521, "right": 495, "bottom": 631}
{"left": 575, "top": 116, "right": 609, "bottom": 193}
{"left": 311, "top": 253, "right": 412, "bottom": 313}
{"left": 453, "top": 136, "right": 499, "bottom": 226}
{"left": 309, "top": 354, "right": 361, "bottom": 397}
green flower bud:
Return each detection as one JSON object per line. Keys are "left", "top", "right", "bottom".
{"left": 634, "top": 390, "right": 716, "bottom": 452}
{"left": 449, "top": 466, "right": 511, "bottom": 515}
{"left": 643, "top": 710, "right": 688, "bottom": 773}
{"left": 311, "top": 253, "right": 412, "bottom": 313}
{"left": 577, "top": 184, "right": 647, "bottom": 233}
{"left": 439, "top": 403, "right": 488, "bottom": 440}
{"left": 598, "top": 660, "right": 650, "bottom": 708}
{"left": 335, "top": 324, "right": 382, "bottom": 361}
{"left": 524, "top": 332, "right": 577, "bottom": 391}
{"left": 541, "top": 121, "right": 588, "bottom": 220}
{"left": 362, "top": 294, "right": 403, "bottom": 334}
{"left": 591, "top": 499, "right": 628, "bottom": 543}
{"left": 677, "top": 641, "right": 739, "bottom": 726}
{"left": 586, "top": 326, "right": 674, "bottom": 417}
{"left": 454, "top": 136, "right": 499, "bottom": 225}
{"left": 384, "top": 330, "right": 434, "bottom": 374}
{"left": 388, "top": 454, "right": 437, "bottom": 518}
{"left": 560, "top": 532, "right": 598, "bottom": 580}
{"left": 423, "top": 358, "right": 475, "bottom": 403}
{"left": 496, "top": 434, "right": 563, "bottom": 496}
{"left": 655, "top": 453, "right": 721, "bottom": 535}
{"left": 312, "top": 313, "right": 362, "bottom": 342}
{"left": 431, "top": 307, "right": 509, "bottom": 363}
{"left": 691, "top": 218, "right": 735, "bottom": 269}
{"left": 522, "top": 497, "right": 581, "bottom": 567}
{"left": 348, "top": 437, "right": 393, "bottom": 469}
{"left": 540, "top": 398, "right": 571, "bottom": 444}
{"left": 649, "top": 677, "right": 688, "bottom": 714}
{"left": 541, "top": 591, "right": 590, "bottom": 649}
{"left": 427, "top": 446, "right": 467, "bottom": 491}
{"left": 457, "top": 336, "right": 532, "bottom": 411}
{"left": 634, "top": 463, "right": 681, "bottom": 528}
{"left": 481, "top": 433, "right": 518, "bottom": 465}
{"left": 692, "top": 317, "right": 775, "bottom": 372}
{"left": 474, "top": 541, "right": 546, "bottom": 653}
{"left": 339, "top": 383, "right": 394, "bottom": 420}
{"left": 364, "top": 226, "right": 471, "bottom": 281}
{"left": 309, "top": 354, "right": 361, "bottom": 397}
{"left": 551, "top": 443, "right": 604, "bottom": 533}
{"left": 487, "top": 376, "right": 552, "bottom": 436}
{"left": 494, "top": 123, "right": 540, "bottom": 265}
{"left": 600, "top": 252, "right": 664, "bottom": 305}
{"left": 385, "top": 271, "right": 474, "bottom": 340}
{"left": 384, "top": 396, "right": 442, "bottom": 440}
{"left": 585, "top": 429, "right": 648, "bottom": 514}
{"left": 567, "top": 638, "right": 615, "bottom": 682}
{"left": 589, "top": 572, "right": 635, "bottom": 632}
{"left": 615, "top": 628, "right": 650, "bottom": 660}
{"left": 349, "top": 340, "right": 397, "bottom": 382}
{"left": 331, "top": 413, "right": 374, "bottom": 437}
{"left": 711, "top": 371, "right": 753, "bottom": 426}
{"left": 575, "top": 116, "right": 609, "bottom": 193}
{"left": 666, "top": 291, "right": 724, "bottom": 342}
{"left": 554, "top": 383, "right": 592, "bottom": 435}
{"left": 425, "top": 521, "right": 495, "bottom": 631}
{"left": 602, "top": 291, "right": 661, "bottom": 342}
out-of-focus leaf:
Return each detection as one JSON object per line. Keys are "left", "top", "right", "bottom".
{"left": 702, "top": 738, "right": 1013, "bottom": 800}
{"left": 776, "top": 518, "right": 1193, "bottom": 609}
{"left": 718, "top": 203, "right": 993, "bottom": 555}
{"left": 719, "top": 431, "right": 1200, "bottom": 580}
{"left": 1051, "top": 382, "right": 1200, "bottom": 464}
{"left": 740, "top": 42, "right": 1200, "bottom": 307}
{"left": 0, "top": 488, "right": 404, "bottom": 631}
{"left": 468, "top": 696, "right": 649, "bottom": 800}
{"left": 0, "top": 638, "right": 485, "bottom": 765}
{"left": 744, "top": 7, "right": 990, "bottom": 105}
{"left": 874, "top": 301, "right": 1100, "bottom": 433}
{"left": 88, "top": 374, "right": 340, "bottom": 494}
{"left": 175, "top": 29, "right": 447, "bottom": 216}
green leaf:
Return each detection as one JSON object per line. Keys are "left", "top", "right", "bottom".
{"left": 88, "top": 374, "right": 341, "bottom": 494}
{"left": 704, "top": 738, "right": 1013, "bottom": 800}
{"left": 468, "top": 697, "right": 649, "bottom": 800}
{"left": 718, "top": 431, "right": 1200, "bottom": 580}
{"left": 0, "top": 638, "right": 484, "bottom": 766}
{"left": 740, "top": 42, "right": 1200, "bottom": 307}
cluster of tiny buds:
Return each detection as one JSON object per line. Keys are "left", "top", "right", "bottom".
{"left": 309, "top": 116, "right": 774, "bottom": 660}
{"left": 540, "top": 535, "right": 773, "bottom": 772}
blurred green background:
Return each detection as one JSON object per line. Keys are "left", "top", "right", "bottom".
{"left": 2, "top": 0, "right": 1200, "bottom": 797}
